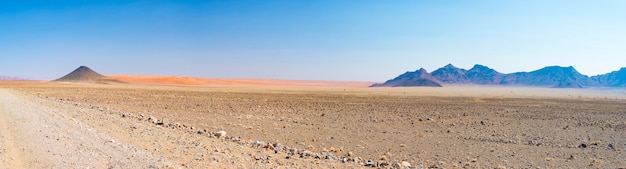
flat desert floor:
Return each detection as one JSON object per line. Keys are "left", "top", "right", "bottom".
{"left": 1, "top": 81, "right": 625, "bottom": 168}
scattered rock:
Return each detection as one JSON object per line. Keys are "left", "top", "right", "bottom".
{"left": 325, "top": 154, "right": 335, "bottom": 160}
{"left": 379, "top": 161, "right": 390, "bottom": 167}
{"left": 157, "top": 118, "right": 167, "bottom": 125}
{"left": 214, "top": 130, "right": 226, "bottom": 138}
{"left": 579, "top": 143, "right": 587, "bottom": 148}
{"left": 401, "top": 161, "right": 411, "bottom": 167}
{"left": 168, "top": 122, "right": 180, "bottom": 128}
{"left": 365, "top": 159, "right": 375, "bottom": 167}
{"left": 147, "top": 116, "right": 157, "bottom": 124}
{"left": 569, "top": 155, "right": 576, "bottom": 160}
{"left": 251, "top": 140, "right": 264, "bottom": 148}
{"left": 301, "top": 150, "right": 314, "bottom": 157}
{"left": 340, "top": 157, "right": 348, "bottom": 163}
{"left": 272, "top": 142, "right": 283, "bottom": 150}
{"left": 353, "top": 157, "right": 362, "bottom": 164}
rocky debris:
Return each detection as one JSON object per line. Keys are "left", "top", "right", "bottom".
{"left": 379, "top": 161, "right": 390, "bottom": 167}
{"left": 196, "top": 130, "right": 205, "bottom": 135}
{"left": 214, "top": 130, "right": 226, "bottom": 138}
{"left": 340, "top": 156, "right": 348, "bottom": 163}
{"left": 147, "top": 116, "right": 157, "bottom": 124}
{"left": 301, "top": 150, "right": 315, "bottom": 157}
{"left": 325, "top": 154, "right": 335, "bottom": 160}
{"left": 251, "top": 140, "right": 264, "bottom": 148}
{"left": 401, "top": 161, "right": 411, "bottom": 167}
{"left": 156, "top": 118, "right": 167, "bottom": 125}
{"left": 168, "top": 122, "right": 181, "bottom": 128}
{"left": 365, "top": 159, "right": 375, "bottom": 167}
{"left": 394, "top": 161, "right": 412, "bottom": 169}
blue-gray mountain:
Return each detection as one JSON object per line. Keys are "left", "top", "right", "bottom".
{"left": 372, "top": 64, "right": 626, "bottom": 88}
{"left": 591, "top": 68, "right": 626, "bottom": 87}
{"left": 370, "top": 68, "right": 442, "bottom": 87}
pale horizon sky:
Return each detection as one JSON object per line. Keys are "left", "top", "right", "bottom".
{"left": 2, "top": 1, "right": 625, "bottom": 81}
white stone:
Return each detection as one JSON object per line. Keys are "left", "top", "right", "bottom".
{"left": 215, "top": 130, "right": 226, "bottom": 138}
{"left": 401, "top": 161, "right": 411, "bottom": 167}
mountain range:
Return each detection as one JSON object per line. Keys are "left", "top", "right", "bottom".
{"left": 372, "top": 64, "right": 626, "bottom": 88}
{"left": 0, "top": 76, "right": 27, "bottom": 80}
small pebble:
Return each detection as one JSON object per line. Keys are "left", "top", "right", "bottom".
{"left": 401, "top": 161, "right": 411, "bottom": 167}
{"left": 579, "top": 143, "right": 587, "bottom": 148}
{"left": 326, "top": 154, "right": 335, "bottom": 160}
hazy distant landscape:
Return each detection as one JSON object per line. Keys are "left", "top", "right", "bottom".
{"left": 3, "top": 1, "right": 626, "bottom": 169}
{"left": 0, "top": 66, "right": 624, "bottom": 168}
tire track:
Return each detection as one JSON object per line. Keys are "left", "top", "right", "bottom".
{"left": 0, "top": 89, "right": 172, "bottom": 168}
{"left": 0, "top": 102, "right": 26, "bottom": 169}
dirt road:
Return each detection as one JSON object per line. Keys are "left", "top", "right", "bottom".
{"left": 0, "top": 89, "right": 172, "bottom": 168}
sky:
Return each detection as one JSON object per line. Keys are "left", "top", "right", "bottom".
{"left": 1, "top": 0, "right": 625, "bottom": 81}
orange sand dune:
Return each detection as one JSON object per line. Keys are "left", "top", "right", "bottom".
{"left": 107, "top": 75, "right": 374, "bottom": 88}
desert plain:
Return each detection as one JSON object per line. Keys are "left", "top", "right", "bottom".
{"left": 0, "top": 79, "right": 625, "bottom": 168}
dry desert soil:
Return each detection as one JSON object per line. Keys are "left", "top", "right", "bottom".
{"left": 0, "top": 81, "right": 625, "bottom": 168}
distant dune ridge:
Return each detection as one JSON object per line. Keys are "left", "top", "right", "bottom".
{"left": 108, "top": 75, "right": 372, "bottom": 87}
{"left": 52, "top": 66, "right": 371, "bottom": 87}
{"left": 373, "top": 64, "right": 626, "bottom": 88}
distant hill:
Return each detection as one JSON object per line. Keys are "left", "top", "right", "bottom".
{"left": 431, "top": 64, "right": 469, "bottom": 84}
{"left": 373, "top": 64, "right": 623, "bottom": 88}
{"left": 54, "top": 66, "right": 123, "bottom": 83}
{"left": 592, "top": 68, "right": 626, "bottom": 87}
{"left": 370, "top": 68, "right": 442, "bottom": 87}
{"left": 465, "top": 64, "right": 504, "bottom": 85}
{"left": 0, "top": 76, "right": 27, "bottom": 80}
{"left": 500, "top": 66, "right": 597, "bottom": 88}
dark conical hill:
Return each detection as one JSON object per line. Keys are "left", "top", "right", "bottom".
{"left": 54, "top": 66, "right": 124, "bottom": 84}
{"left": 54, "top": 66, "right": 105, "bottom": 82}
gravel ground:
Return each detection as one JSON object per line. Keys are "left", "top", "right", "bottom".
{"left": 0, "top": 86, "right": 362, "bottom": 169}
{"left": 2, "top": 81, "right": 626, "bottom": 168}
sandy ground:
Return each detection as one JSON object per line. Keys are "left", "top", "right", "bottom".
{"left": 1, "top": 81, "right": 625, "bottom": 168}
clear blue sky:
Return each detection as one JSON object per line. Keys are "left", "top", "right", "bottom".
{"left": 1, "top": 0, "right": 625, "bottom": 81}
